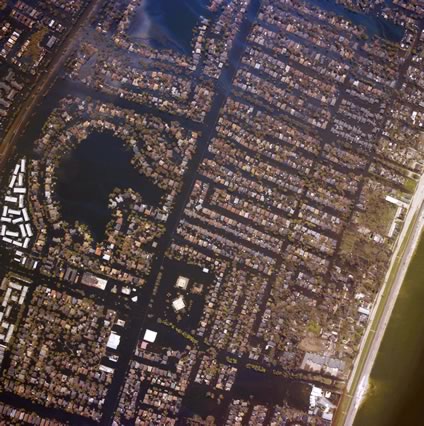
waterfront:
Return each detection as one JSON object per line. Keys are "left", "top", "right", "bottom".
{"left": 0, "top": 0, "right": 422, "bottom": 423}
{"left": 355, "top": 233, "right": 424, "bottom": 426}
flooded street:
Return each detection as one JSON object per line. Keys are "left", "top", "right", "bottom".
{"left": 0, "top": 0, "right": 421, "bottom": 423}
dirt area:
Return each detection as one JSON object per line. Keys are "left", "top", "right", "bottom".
{"left": 298, "top": 336, "right": 327, "bottom": 352}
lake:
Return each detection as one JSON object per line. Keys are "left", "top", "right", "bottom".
{"left": 355, "top": 234, "right": 424, "bottom": 425}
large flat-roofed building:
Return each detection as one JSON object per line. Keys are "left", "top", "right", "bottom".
{"left": 175, "top": 276, "right": 189, "bottom": 290}
{"left": 172, "top": 295, "right": 186, "bottom": 312}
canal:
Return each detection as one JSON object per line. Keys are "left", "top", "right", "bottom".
{"left": 355, "top": 233, "right": 424, "bottom": 425}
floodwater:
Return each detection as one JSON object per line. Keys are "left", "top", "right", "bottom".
{"left": 233, "top": 368, "right": 311, "bottom": 410}
{"left": 56, "top": 131, "right": 162, "bottom": 241}
{"left": 128, "top": 0, "right": 210, "bottom": 54}
{"left": 355, "top": 234, "right": 424, "bottom": 426}
{"left": 309, "top": 0, "right": 404, "bottom": 41}
{"left": 0, "top": 0, "right": 410, "bottom": 423}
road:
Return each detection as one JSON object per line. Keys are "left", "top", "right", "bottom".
{"left": 339, "top": 20, "right": 424, "bottom": 426}
{"left": 340, "top": 173, "right": 424, "bottom": 426}
{"left": 0, "top": 0, "right": 104, "bottom": 166}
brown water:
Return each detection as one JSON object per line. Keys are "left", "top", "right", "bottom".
{"left": 355, "top": 234, "right": 424, "bottom": 426}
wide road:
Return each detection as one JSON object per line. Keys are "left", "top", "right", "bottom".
{"left": 338, "top": 174, "right": 424, "bottom": 426}
{"left": 0, "top": 0, "right": 104, "bottom": 166}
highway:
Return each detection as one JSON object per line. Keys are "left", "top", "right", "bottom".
{"left": 339, "top": 173, "right": 424, "bottom": 426}
{"left": 0, "top": 0, "right": 104, "bottom": 167}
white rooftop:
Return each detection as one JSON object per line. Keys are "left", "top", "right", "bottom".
{"left": 143, "top": 329, "right": 157, "bottom": 343}
{"left": 175, "top": 276, "right": 189, "bottom": 290}
{"left": 172, "top": 296, "right": 186, "bottom": 312}
{"left": 107, "top": 332, "right": 120, "bottom": 350}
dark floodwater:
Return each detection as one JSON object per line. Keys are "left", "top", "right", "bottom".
{"left": 233, "top": 368, "right": 311, "bottom": 410}
{"left": 56, "top": 132, "right": 162, "bottom": 241}
{"left": 355, "top": 234, "right": 424, "bottom": 426}
{"left": 179, "top": 370, "right": 311, "bottom": 420}
{"left": 309, "top": 0, "right": 404, "bottom": 42}
{"left": 128, "top": 0, "right": 210, "bottom": 54}
{"left": 1, "top": 0, "right": 412, "bottom": 422}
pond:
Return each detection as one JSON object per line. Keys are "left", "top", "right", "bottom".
{"left": 55, "top": 131, "right": 162, "bottom": 241}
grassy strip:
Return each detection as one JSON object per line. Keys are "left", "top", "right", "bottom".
{"left": 334, "top": 211, "right": 419, "bottom": 426}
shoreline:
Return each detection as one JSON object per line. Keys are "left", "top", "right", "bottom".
{"left": 336, "top": 173, "right": 424, "bottom": 426}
